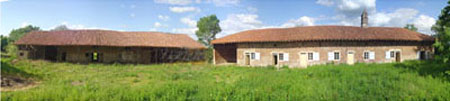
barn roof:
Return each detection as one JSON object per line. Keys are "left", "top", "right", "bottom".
{"left": 15, "top": 30, "right": 206, "bottom": 49}
{"left": 212, "top": 26, "right": 435, "bottom": 44}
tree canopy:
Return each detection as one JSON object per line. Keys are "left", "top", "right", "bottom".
{"left": 1, "top": 35, "right": 8, "bottom": 52}
{"left": 432, "top": 0, "right": 450, "bottom": 63}
{"left": 51, "top": 25, "right": 69, "bottom": 31}
{"left": 8, "top": 25, "right": 40, "bottom": 42}
{"left": 195, "top": 15, "right": 221, "bottom": 47}
{"left": 404, "top": 24, "right": 418, "bottom": 32}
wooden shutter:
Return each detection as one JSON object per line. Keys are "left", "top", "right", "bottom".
{"left": 255, "top": 52, "right": 260, "bottom": 60}
{"left": 328, "top": 52, "right": 334, "bottom": 61}
{"left": 369, "top": 52, "right": 375, "bottom": 60}
{"left": 313, "top": 52, "right": 319, "bottom": 61}
{"left": 385, "top": 51, "right": 391, "bottom": 59}
{"left": 284, "top": 53, "right": 289, "bottom": 61}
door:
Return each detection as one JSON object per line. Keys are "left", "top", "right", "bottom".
{"left": 395, "top": 52, "right": 401, "bottom": 62}
{"left": 273, "top": 54, "right": 278, "bottom": 65}
{"left": 299, "top": 53, "right": 308, "bottom": 67}
{"left": 347, "top": 51, "right": 355, "bottom": 65}
{"left": 245, "top": 54, "right": 250, "bottom": 65}
{"left": 44, "top": 46, "right": 58, "bottom": 61}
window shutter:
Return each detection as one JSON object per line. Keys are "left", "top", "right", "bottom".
{"left": 385, "top": 51, "right": 391, "bottom": 59}
{"left": 328, "top": 52, "right": 334, "bottom": 61}
{"left": 284, "top": 53, "right": 289, "bottom": 61}
{"left": 313, "top": 52, "right": 319, "bottom": 61}
{"left": 369, "top": 52, "right": 375, "bottom": 60}
{"left": 255, "top": 52, "right": 260, "bottom": 60}
{"left": 417, "top": 51, "right": 420, "bottom": 59}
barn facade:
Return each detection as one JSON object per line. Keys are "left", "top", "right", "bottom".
{"left": 212, "top": 11, "right": 434, "bottom": 68}
{"left": 14, "top": 30, "right": 205, "bottom": 64}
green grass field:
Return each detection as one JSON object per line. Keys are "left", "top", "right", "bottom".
{"left": 1, "top": 58, "right": 450, "bottom": 100}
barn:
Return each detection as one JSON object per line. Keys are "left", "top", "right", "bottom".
{"left": 211, "top": 11, "right": 435, "bottom": 68}
{"left": 14, "top": 30, "right": 206, "bottom": 64}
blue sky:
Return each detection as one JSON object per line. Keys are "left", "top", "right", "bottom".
{"left": 0, "top": 0, "right": 448, "bottom": 39}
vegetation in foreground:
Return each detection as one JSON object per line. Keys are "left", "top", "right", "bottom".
{"left": 1, "top": 58, "right": 449, "bottom": 100}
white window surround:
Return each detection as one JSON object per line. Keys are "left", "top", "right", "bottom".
{"left": 328, "top": 51, "right": 340, "bottom": 61}
{"left": 271, "top": 52, "right": 289, "bottom": 61}
{"left": 363, "top": 51, "right": 375, "bottom": 60}
{"left": 300, "top": 51, "right": 319, "bottom": 61}
{"left": 385, "top": 49, "right": 401, "bottom": 59}
{"left": 244, "top": 51, "right": 260, "bottom": 60}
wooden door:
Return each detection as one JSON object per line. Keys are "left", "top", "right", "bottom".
{"left": 347, "top": 51, "right": 355, "bottom": 65}
{"left": 395, "top": 52, "right": 401, "bottom": 62}
{"left": 300, "top": 53, "right": 308, "bottom": 68}
{"left": 245, "top": 54, "right": 250, "bottom": 65}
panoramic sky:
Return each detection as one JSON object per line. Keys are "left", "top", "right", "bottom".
{"left": 0, "top": 0, "right": 448, "bottom": 39}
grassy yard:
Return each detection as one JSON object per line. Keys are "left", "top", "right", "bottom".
{"left": 1, "top": 58, "right": 450, "bottom": 100}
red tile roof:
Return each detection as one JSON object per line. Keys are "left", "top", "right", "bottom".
{"left": 15, "top": 30, "right": 206, "bottom": 49}
{"left": 212, "top": 26, "right": 435, "bottom": 44}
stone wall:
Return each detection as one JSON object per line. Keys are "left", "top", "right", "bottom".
{"left": 214, "top": 41, "right": 433, "bottom": 68}
{"left": 18, "top": 45, "right": 205, "bottom": 64}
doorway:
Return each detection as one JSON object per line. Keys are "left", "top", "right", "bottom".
{"left": 245, "top": 53, "right": 250, "bottom": 65}
{"left": 299, "top": 52, "right": 308, "bottom": 67}
{"left": 395, "top": 51, "right": 401, "bottom": 62}
{"left": 273, "top": 53, "right": 278, "bottom": 65}
{"left": 347, "top": 51, "right": 355, "bottom": 65}
{"left": 45, "top": 46, "right": 58, "bottom": 61}
{"left": 419, "top": 51, "right": 426, "bottom": 60}
{"left": 61, "top": 52, "right": 67, "bottom": 61}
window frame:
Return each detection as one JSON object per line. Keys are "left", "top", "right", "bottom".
{"left": 334, "top": 52, "right": 340, "bottom": 60}
{"left": 363, "top": 51, "right": 370, "bottom": 60}
{"left": 307, "top": 52, "right": 314, "bottom": 61}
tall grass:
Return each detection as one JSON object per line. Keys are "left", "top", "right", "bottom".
{"left": 1, "top": 59, "right": 449, "bottom": 100}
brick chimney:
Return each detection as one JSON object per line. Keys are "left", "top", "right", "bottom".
{"left": 361, "top": 9, "right": 368, "bottom": 28}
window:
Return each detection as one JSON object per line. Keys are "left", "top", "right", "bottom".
{"left": 390, "top": 51, "right": 395, "bottom": 58}
{"left": 19, "top": 52, "right": 24, "bottom": 56}
{"left": 364, "top": 52, "right": 369, "bottom": 59}
{"left": 251, "top": 53, "right": 255, "bottom": 59}
{"left": 334, "top": 52, "right": 340, "bottom": 60}
{"left": 308, "top": 53, "right": 313, "bottom": 60}
{"left": 279, "top": 53, "right": 284, "bottom": 60}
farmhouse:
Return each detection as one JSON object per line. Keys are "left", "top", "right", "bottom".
{"left": 212, "top": 11, "right": 435, "bottom": 68}
{"left": 14, "top": 30, "right": 206, "bottom": 64}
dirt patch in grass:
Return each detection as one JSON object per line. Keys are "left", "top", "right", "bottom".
{"left": 1, "top": 75, "right": 37, "bottom": 91}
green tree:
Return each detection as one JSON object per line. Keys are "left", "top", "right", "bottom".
{"left": 196, "top": 15, "right": 221, "bottom": 47}
{"left": 195, "top": 15, "right": 222, "bottom": 63}
{"left": 432, "top": 0, "right": 450, "bottom": 63}
{"left": 51, "top": 25, "right": 69, "bottom": 31}
{"left": 1, "top": 35, "right": 8, "bottom": 52}
{"left": 404, "top": 24, "right": 418, "bottom": 32}
{"left": 9, "top": 25, "right": 40, "bottom": 42}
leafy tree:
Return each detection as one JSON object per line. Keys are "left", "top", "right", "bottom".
{"left": 1, "top": 35, "right": 8, "bottom": 52}
{"left": 51, "top": 25, "right": 69, "bottom": 31}
{"left": 196, "top": 15, "right": 221, "bottom": 47}
{"left": 195, "top": 15, "right": 222, "bottom": 63}
{"left": 404, "top": 24, "right": 418, "bottom": 32}
{"left": 432, "top": 0, "right": 450, "bottom": 63}
{"left": 9, "top": 25, "right": 40, "bottom": 42}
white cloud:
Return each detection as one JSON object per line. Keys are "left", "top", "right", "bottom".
{"left": 0, "top": 0, "right": 8, "bottom": 3}
{"left": 247, "top": 6, "right": 258, "bottom": 13}
{"left": 130, "top": 5, "right": 136, "bottom": 9}
{"left": 180, "top": 17, "right": 197, "bottom": 27}
{"left": 281, "top": 16, "right": 315, "bottom": 27}
{"left": 172, "top": 28, "right": 198, "bottom": 38}
{"left": 130, "top": 13, "right": 136, "bottom": 18}
{"left": 154, "top": 22, "right": 169, "bottom": 28}
{"left": 206, "top": 0, "right": 240, "bottom": 7}
{"left": 158, "top": 15, "right": 170, "bottom": 21}
{"left": 169, "top": 6, "right": 201, "bottom": 13}
{"left": 413, "top": 15, "right": 436, "bottom": 34}
{"left": 369, "top": 8, "right": 418, "bottom": 27}
{"left": 21, "top": 22, "right": 32, "bottom": 27}
{"left": 316, "top": 0, "right": 334, "bottom": 6}
{"left": 219, "top": 14, "right": 263, "bottom": 37}
{"left": 154, "top": 0, "right": 192, "bottom": 5}
{"left": 48, "top": 22, "right": 111, "bottom": 30}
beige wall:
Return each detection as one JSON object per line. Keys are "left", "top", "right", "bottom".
{"left": 18, "top": 45, "right": 205, "bottom": 64}
{"left": 214, "top": 41, "right": 433, "bottom": 68}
